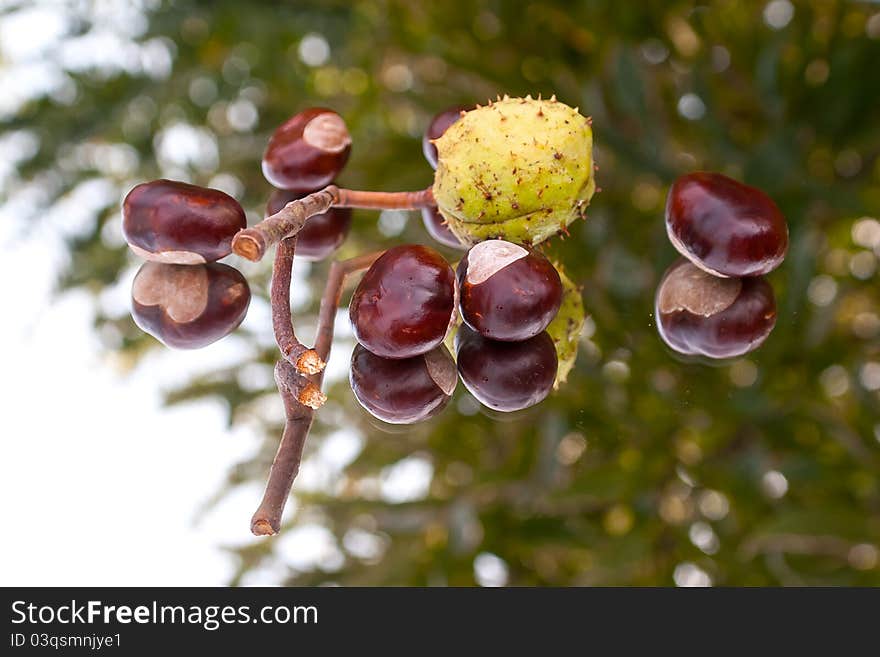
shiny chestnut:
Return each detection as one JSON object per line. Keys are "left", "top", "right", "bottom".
{"left": 421, "top": 206, "right": 465, "bottom": 250}
{"left": 349, "top": 343, "right": 456, "bottom": 424}
{"left": 131, "top": 261, "right": 250, "bottom": 349}
{"left": 349, "top": 245, "right": 457, "bottom": 359}
{"left": 665, "top": 172, "right": 788, "bottom": 277}
{"left": 122, "top": 179, "right": 246, "bottom": 264}
{"left": 655, "top": 259, "right": 777, "bottom": 359}
{"left": 455, "top": 326, "right": 558, "bottom": 412}
{"left": 422, "top": 105, "right": 470, "bottom": 169}
{"left": 457, "top": 240, "right": 562, "bottom": 342}
{"left": 262, "top": 108, "right": 352, "bottom": 190}
{"left": 266, "top": 188, "right": 352, "bottom": 261}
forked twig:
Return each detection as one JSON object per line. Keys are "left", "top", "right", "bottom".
{"left": 251, "top": 250, "right": 386, "bottom": 536}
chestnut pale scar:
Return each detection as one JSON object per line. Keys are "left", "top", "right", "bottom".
{"left": 658, "top": 262, "right": 741, "bottom": 317}
{"left": 423, "top": 348, "right": 457, "bottom": 396}
{"left": 132, "top": 263, "right": 210, "bottom": 323}
{"left": 465, "top": 240, "right": 528, "bottom": 285}
{"left": 303, "top": 113, "right": 352, "bottom": 153}
{"left": 129, "top": 244, "right": 207, "bottom": 265}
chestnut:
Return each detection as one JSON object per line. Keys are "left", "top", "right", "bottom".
{"left": 266, "top": 188, "right": 352, "bottom": 261}
{"left": 422, "top": 105, "right": 470, "bottom": 169}
{"left": 122, "top": 179, "right": 246, "bottom": 264}
{"left": 457, "top": 239, "right": 562, "bottom": 342}
{"left": 421, "top": 206, "right": 465, "bottom": 250}
{"left": 654, "top": 259, "right": 777, "bottom": 359}
{"left": 455, "top": 325, "right": 558, "bottom": 412}
{"left": 349, "top": 244, "right": 457, "bottom": 359}
{"left": 131, "top": 261, "right": 250, "bottom": 349}
{"left": 665, "top": 172, "right": 788, "bottom": 277}
{"left": 349, "top": 343, "right": 456, "bottom": 424}
{"left": 262, "top": 108, "right": 352, "bottom": 190}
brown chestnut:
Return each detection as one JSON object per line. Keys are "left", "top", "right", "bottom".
{"left": 349, "top": 343, "right": 456, "bottom": 424}
{"left": 266, "top": 188, "right": 352, "bottom": 261}
{"left": 455, "top": 326, "right": 558, "bottom": 412}
{"left": 262, "top": 108, "right": 352, "bottom": 190}
{"left": 457, "top": 239, "right": 562, "bottom": 342}
{"left": 665, "top": 172, "right": 788, "bottom": 277}
{"left": 654, "top": 259, "right": 777, "bottom": 359}
{"left": 422, "top": 105, "right": 470, "bottom": 169}
{"left": 122, "top": 179, "right": 246, "bottom": 264}
{"left": 131, "top": 261, "right": 250, "bottom": 349}
{"left": 349, "top": 244, "right": 457, "bottom": 359}
{"left": 421, "top": 206, "right": 465, "bottom": 250}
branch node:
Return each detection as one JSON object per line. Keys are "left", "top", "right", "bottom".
{"left": 251, "top": 249, "right": 386, "bottom": 537}
{"left": 298, "top": 382, "right": 328, "bottom": 410}
{"left": 296, "top": 348, "right": 326, "bottom": 375}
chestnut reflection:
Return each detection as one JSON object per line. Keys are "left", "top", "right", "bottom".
{"left": 266, "top": 188, "right": 352, "bottom": 261}
{"left": 455, "top": 326, "right": 558, "bottom": 412}
{"left": 350, "top": 343, "right": 456, "bottom": 424}
{"left": 421, "top": 206, "right": 465, "bottom": 250}
{"left": 422, "top": 105, "right": 470, "bottom": 169}
{"left": 655, "top": 259, "right": 776, "bottom": 359}
{"left": 131, "top": 261, "right": 251, "bottom": 349}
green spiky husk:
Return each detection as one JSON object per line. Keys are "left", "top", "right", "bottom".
{"left": 432, "top": 96, "right": 595, "bottom": 247}
{"left": 546, "top": 267, "right": 585, "bottom": 387}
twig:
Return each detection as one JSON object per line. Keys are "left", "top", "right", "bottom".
{"left": 250, "top": 387, "right": 313, "bottom": 537}
{"left": 251, "top": 250, "right": 386, "bottom": 536}
{"left": 274, "top": 360, "right": 327, "bottom": 410}
{"left": 271, "top": 237, "right": 325, "bottom": 375}
{"left": 313, "top": 251, "right": 387, "bottom": 356}
{"left": 233, "top": 185, "right": 434, "bottom": 262}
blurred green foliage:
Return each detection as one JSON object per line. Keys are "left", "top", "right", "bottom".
{"left": 5, "top": 0, "right": 880, "bottom": 585}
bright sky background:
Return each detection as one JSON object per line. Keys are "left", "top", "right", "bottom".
{"left": 0, "top": 242, "right": 265, "bottom": 585}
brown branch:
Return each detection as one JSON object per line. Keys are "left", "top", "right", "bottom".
{"left": 235, "top": 187, "right": 337, "bottom": 262}
{"left": 271, "top": 237, "right": 325, "bottom": 375}
{"left": 233, "top": 185, "right": 434, "bottom": 262}
{"left": 251, "top": 250, "right": 386, "bottom": 536}
{"left": 274, "top": 360, "right": 327, "bottom": 410}
{"left": 250, "top": 392, "right": 313, "bottom": 537}
{"left": 334, "top": 187, "right": 435, "bottom": 210}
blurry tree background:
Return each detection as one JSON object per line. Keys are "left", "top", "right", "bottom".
{"left": 3, "top": 0, "right": 880, "bottom": 585}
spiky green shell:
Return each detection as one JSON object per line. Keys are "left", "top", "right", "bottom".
{"left": 432, "top": 96, "right": 595, "bottom": 247}
{"left": 546, "top": 267, "right": 585, "bottom": 387}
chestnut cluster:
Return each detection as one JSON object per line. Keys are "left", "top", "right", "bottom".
{"left": 122, "top": 102, "right": 580, "bottom": 535}
{"left": 347, "top": 244, "right": 459, "bottom": 424}
{"left": 454, "top": 240, "right": 561, "bottom": 411}
{"left": 118, "top": 97, "right": 799, "bottom": 539}
{"left": 123, "top": 179, "right": 251, "bottom": 349}
{"left": 348, "top": 239, "right": 563, "bottom": 421}
{"left": 122, "top": 108, "right": 361, "bottom": 350}
{"left": 656, "top": 172, "right": 785, "bottom": 359}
